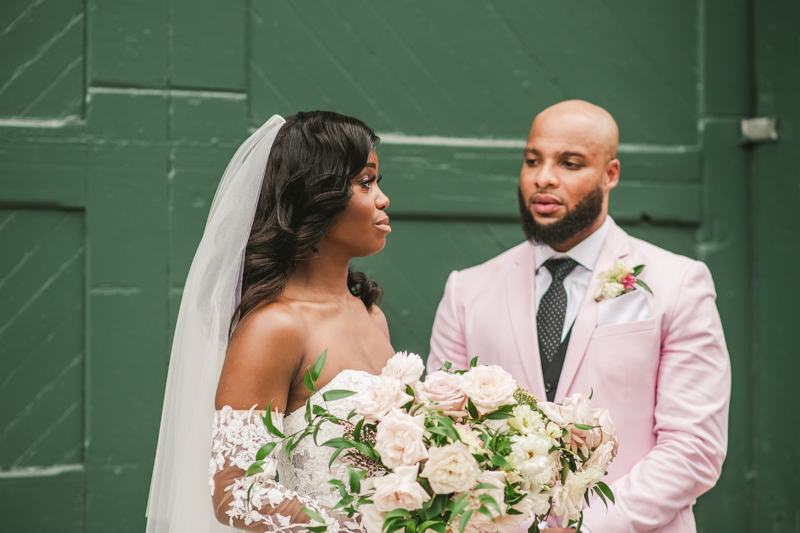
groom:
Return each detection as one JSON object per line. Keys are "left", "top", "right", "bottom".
{"left": 427, "top": 100, "right": 731, "bottom": 533}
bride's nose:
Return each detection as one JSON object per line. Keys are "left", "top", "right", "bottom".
{"left": 376, "top": 189, "right": 389, "bottom": 210}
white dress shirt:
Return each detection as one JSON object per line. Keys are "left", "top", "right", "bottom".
{"left": 534, "top": 216, "right": 611, "bottom": 341}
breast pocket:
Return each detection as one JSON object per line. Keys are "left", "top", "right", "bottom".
{"left": 591, "top": 317, "right": 656, "bottom": 339}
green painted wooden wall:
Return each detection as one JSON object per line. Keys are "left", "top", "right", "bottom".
{"left": 0, "top": 0, "right": 796, "bottom": 531}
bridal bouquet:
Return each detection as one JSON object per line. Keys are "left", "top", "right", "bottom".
{"left": 247, "top": 352, "right": 618, "bottom": 533}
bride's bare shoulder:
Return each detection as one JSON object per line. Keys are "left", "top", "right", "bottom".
{"left": 216, "top": 302, "right": 307, "bottom": 410}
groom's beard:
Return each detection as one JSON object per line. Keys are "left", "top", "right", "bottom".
{"left": 518, "top": 186, "right": 604, "bottom": 248}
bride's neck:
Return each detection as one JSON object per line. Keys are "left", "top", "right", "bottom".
{"left": 282, "top": 243, "right": 353, "bottom": 304}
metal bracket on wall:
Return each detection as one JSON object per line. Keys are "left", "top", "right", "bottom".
{"left": 741, "top": 117, "right": 779, "bottom": 144}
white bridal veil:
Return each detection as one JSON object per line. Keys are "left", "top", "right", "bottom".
{"left": 146, "top": 115, "right": 286, "bottom": 533}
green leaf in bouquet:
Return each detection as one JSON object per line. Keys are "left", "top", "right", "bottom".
{"left": 506, "top": 508, "right": 522, "bottom": 515}
{"left": 477, "top": 494, "right": 502, "bottom": 515}
{"left": 561, "top": 457, "right": 570, "bottom": 483}
{"left": 384, "top": 509, "right": 411, "bottom": 520}
{"left": 458, "top": 509, "right": 474, "bottom": 533}
{"left": 584, "top": 489, "right": 591, "bottom": 506}
{"left": 596, "top": 481, "right": 615, "bottom": 503}
{"left": 357, "top": 495, "right": 374, "bottom": 506}
{"left": 244, "top": 460, "right": 265, "bottom": 478}
{"left": 593, "top": 485, "right": 609, "bottom": 509}
{"left": 347, "top": 409, "right": 357, "bottom": 420}
{"left": 589, "top": 387, "right": 594, "bottom": 400}
{"left": 477, "top": 505, "right": 495, "bottom": 521}
{"left": 469, "top": 356, "right": 478, "bottom": 368}
{"left": 467, "top": 398, "right": 480, "bottom": 419}
{"left": 322, "top": 389, "right": 358, "bottom": 401}
{"left": 443, "top": 361, "right": 452, "bottom": 371}
{"left": 418, "top": 520, "right": 445, "bottom": 533}
{"left": 262, "top": 403, "right": 286, "bottom": 438}
{"left": 353, "top": 418, "right": 365, "bottom": 442}
{"left": 426, "top": 523, "right": 447, "bottom": 533}
{"left": 311, "top": 349, "right": 327, "bottom": 382}
{"left": 572, "top": 423, "right": 597, "bottom": 430}
{"left": 484, "top": 411, "right": 515, "bottom": 420}
{"left": 322, "top": 437, "right": 356, "bottom": 449}
{"left": 447, "top": 493, "right": 471, "bottom": 520}
{"left": 474, "top": 483, "right": 500, "bottom": 491}
{"left": 406, "top": 384, "right": 415, "bottom": 397}
{"left": 328, "top": 446, "right": 345, "bottom": 468}
{"left": 329, "top": 479, "right": 349, "bottom": 499}
{"left": 312, "top": 404, "right": 327, "bottom": 416}
{"left": 527, "top": 520, "right": 540, "bottom": 533}
{"left": 347, "top": 465, "right": 365, "bottom": 494}
{"left": 576, "top": 512, "right": 584, "bottom": 533}
{"left": 426, "top": 494, "right": 448, "bottom": 518}
{"left": 255, "top": 441, "right": 279, "bottom": 461}
{"left": 306, "top": 526, "right": 327, "bottom": 533}
{"left": 633, "top": 264, "right": 645, "bottom": 276}
{"left": 635, "top": 278, "right": 653, "bottom": 294}
{"left": 304, "top": 368, "right": 318, "bottom": 392}
{"left": 490, "top": 454, "right": 513, "bottom": 470}
{"left": 305, "top": 397, "right": 313, "bottom": 424}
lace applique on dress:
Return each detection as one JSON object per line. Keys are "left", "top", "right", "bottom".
{"left": 210, "top": 375, "right": 371, "bottom": 533}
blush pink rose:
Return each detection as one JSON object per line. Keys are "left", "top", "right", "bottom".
{"left": 460, "top": 365, "right": 517, "bottom": 415}
{"left": 416, "top": 371, "right": 467, "bottom": 416}
{"left": 538, "top": 394, "right": 599, "bottom": 455}
{"left": 357, "top": 503, "right": 385, "bottom": 533}
{"left": 592, "top": 407, "right": 619, "bottom": 455}
{"left": 382, "top": 351, "right": 425, "bottom": 386}
{"left": 374, "top": 408, "right": 429, "bottom": 468}
{"left": 371, "top": 465, "right": 431, "bottom": 513}
{"left": 357, "top": 375, "right": 413, "bottom": 422}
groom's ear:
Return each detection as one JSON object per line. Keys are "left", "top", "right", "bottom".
{"left": 603, "top": 159, "right": 621, "bottom": 191}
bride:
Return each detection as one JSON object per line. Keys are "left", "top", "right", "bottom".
{"left": 146, "top": 111, "right": 395, "bottom": 533}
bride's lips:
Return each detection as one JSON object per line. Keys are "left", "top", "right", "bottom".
{"left": 531, "top": 193, "right": 563, "bottom": 215}
{"left": 374, "top": 216, "right": 391, "bottom": 233}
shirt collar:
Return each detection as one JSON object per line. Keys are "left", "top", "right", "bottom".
{"left": 534, "top": 216, "right": 612, "bottom": 272}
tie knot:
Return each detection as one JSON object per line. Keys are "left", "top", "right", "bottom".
{"left": 543, "top": 257, "right": 579, "bottom": 282}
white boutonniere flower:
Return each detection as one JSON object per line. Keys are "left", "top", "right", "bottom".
{"left": 594, "top": 259, "right": 653, "bottom": 302}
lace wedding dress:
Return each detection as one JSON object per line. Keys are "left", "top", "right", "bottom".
{"left": 210, "top": 370, "right": 373, "bottom": 533}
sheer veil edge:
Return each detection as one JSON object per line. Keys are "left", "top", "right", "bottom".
{"left": 146, "top": 115, "right": 286, "bottom": 533}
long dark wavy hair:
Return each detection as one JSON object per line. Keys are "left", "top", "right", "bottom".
{"left": 232, "top": 111, "right": 384, "bottom": 329}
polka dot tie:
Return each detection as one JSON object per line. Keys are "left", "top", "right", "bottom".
{"left": 537, "top": 257, "right": 579, "bottom": 363}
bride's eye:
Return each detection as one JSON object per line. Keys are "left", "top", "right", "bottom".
{"left": 358, "top": 175, "right": 377, "bottom": 191}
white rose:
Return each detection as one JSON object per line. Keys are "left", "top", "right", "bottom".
{"left": 508, "top": 404, "right": 545, "bottom": 435}
{"left": 358, "top": 504, "right": 385, "bottom": 533}
{"left": 374, "top": 408, "right": 429, "bottom": 468}
{"left": 550, "top": 477, "right": 586, "bottom": 528}
{"left": 584, "top": 441, "right": 615, "bottom": 485}
{"left": 382, "top": 351, "right": 425, "bottom": 386}
{"left": 492, "top": 496, "right": 538, "bottom": 532}
{"left": 372, "top": 464, "right": 431, "bottom": 513}
{"left": 356, "top": 375, "right": 413, "bottom": 422}
{"left": 417, "top": 371, "right": 467, "bottom": 416}
{"left": 420, "top": 441, "right": 480, "bottom": 494}
{"left": 595, "top": 281, "right": 626, "bottom": 301}
{"left": 598, "top": 258, "right": 634, "bottom": 282}
{"left": 460, "top": 365, "right": 517, "bottom": 415}
{"left": 526, "top": 489, "right": 553, "bottom": 517}
{"left": 508, "top": 433, "right": 557, "bottom": 490}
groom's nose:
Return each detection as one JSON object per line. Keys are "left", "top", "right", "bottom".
{"left": 534, "top": 160, "right": 560, "bottom": 189}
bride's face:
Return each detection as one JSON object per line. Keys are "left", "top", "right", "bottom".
{"left": 323, "top": 150, "right": 391, "bottom": 257}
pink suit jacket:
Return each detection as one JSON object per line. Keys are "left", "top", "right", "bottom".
{"left": 428, "top": 219, "right": 731, "bottom": 533}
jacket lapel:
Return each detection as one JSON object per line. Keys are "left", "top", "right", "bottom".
{"left": 554, "top": 221, "right": 631, "bottom": 401}
{"left": 505, "top": 243, "right": 546, "bottom": 399}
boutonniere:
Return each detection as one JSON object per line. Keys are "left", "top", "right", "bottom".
{"left": 594, "top": 259, "right": 653, "bottom": 302}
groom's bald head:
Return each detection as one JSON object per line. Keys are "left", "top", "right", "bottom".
{"left": 531, "top": 100, "right": 619, "bottom": 162}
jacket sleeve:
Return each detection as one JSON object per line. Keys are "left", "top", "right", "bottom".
{"left": 428, "top": 270, "right": 470, "bottom": 373}
{"left": 210, "top": 406, "right": 364, "bottom": 533}
{"left": 582, "top": 261, "right": 731, "bottom": 532}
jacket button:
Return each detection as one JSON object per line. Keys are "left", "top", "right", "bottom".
{"left": 544, "top": 382, "right": 553, "bottom": 393}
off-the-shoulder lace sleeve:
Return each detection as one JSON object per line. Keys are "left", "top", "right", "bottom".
{"left": 210, "top": 406, "right": 364, "bottom": 533}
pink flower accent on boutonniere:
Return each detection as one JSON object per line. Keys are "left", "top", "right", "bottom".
{"left": 594, "top": 259, "right": 653, "bottom": 302}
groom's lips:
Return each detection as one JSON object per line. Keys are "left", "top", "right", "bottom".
{"left": 531, "top": 194, "right": 563, "bottom": 214}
